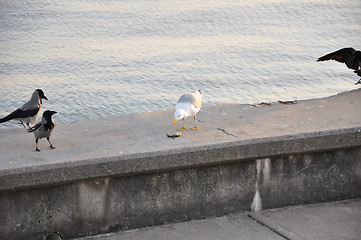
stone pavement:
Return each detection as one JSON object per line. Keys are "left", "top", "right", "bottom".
{"left": 74, "top": 199, "right": 361, "bottom": 240}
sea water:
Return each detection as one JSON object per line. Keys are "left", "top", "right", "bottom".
{"left": 0, "top": 0, "right": 360, "bottom": 128}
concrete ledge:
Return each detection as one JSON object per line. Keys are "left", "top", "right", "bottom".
{"left": 1, "top": 142, "right": 360, "bottom": 239}
{"left": 1, "top": 89, "right": 361, "bottom": 191}
{"left": 0, "top": 89, "right": 361, "bottom": 239}
{"left": 1, "top": 127, "right": 360, "bottom": 191}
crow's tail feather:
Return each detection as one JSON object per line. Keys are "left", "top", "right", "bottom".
{"left": 0, "top": 109, "right": 21, "bottom": 123}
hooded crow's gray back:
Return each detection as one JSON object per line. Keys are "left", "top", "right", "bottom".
{"left": 0, "top": 89, "right": 48, "bottom": 128}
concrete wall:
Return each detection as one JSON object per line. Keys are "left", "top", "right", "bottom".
{"left": 0, "top": 128, "right": 360, "bottom": 239}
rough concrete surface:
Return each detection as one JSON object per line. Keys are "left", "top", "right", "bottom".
{"left": 0, "top": 89, "right": 361, "bottom": 239}
{"left": 1, "top": 89, "right": 361, "bottom": 190}
{"left": 1, "top": 147, "right": 360, "bottom": 239}
{"left": 80, "top": 215, "right": 285, "bottom": 240}
{"left": 250, "top": 199, "right": 361, "bottom": 240}
{"left": 74, "top": 199, "right": 361, "bottom": 240}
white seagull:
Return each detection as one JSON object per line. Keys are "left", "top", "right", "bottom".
{"left": 0, "top": 89, "right": 48, "bottom": 129}
{"left": 173, "top": 89, "right": 202, "bottom": 131}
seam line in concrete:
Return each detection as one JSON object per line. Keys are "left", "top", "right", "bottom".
{"left": 248, "top": 213, "right": 291, "bottom": 240}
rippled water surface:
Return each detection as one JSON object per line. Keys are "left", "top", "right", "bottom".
{"left": 0, "top": 0, "right": 360, "bottom": 128}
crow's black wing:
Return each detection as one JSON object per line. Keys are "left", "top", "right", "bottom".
{"left": 317, "top": 47, "right": 356, "bottom": 70}
{"left": 0, "top": 108, "right": 39, "bottom": 123}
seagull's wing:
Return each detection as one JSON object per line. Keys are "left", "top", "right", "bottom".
{"left": 317, "top": 47, "right": 356, "bottom": 70}
{"left": 178, "top": 93, "right": 202, "bottom": 108}
{"left": 177, "top": 94, "right": 192, "bottom": 104}
{"left": 190, "top": 93, "right": 202, "bottom": 109}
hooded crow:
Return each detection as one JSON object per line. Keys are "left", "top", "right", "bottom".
{"left": 28, "top": 110, "right": 57, "bottom": 152}
{"left": 0, "top": 89, "right": 48, "bottom": 129}
{"left": 173, "top": 89, "right": 202, "bottom": 131}
{"left": 317, "top": 47, "right": 361, "bottom": 84}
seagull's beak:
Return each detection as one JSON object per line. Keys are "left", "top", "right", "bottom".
{"left": 173, "top": 119, "right": 178, "bottom": 125}
{"left": 43, "top": 95, "right": 48, "bottom": 100}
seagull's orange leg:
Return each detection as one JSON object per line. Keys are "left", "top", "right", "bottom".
{"left": 190, "top": 115, "right": 198, "bottom": 130}
{"left": 177, "top": 118, "right": 187, "bottom": 131}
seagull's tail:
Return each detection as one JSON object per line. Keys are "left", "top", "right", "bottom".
{"left": 198, "top": 85, "right": 206, "bottom": 94}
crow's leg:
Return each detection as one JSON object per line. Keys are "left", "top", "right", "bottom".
{"left": 35, "top": 139, "right": 40, "bottom": 152}
{"left": 19, "top": 120, "right": 26, "bottom": 128}
{"left": 26, "top": 122, "right": 34, "bottom": 131}
{"left": 47, "top": 138, "right": 55, "bottom": 149}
